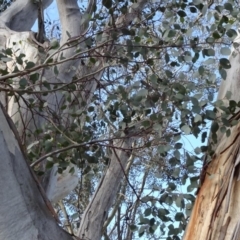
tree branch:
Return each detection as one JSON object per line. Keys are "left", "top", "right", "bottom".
{"left": 0, "top": 0, "right": 52, "bottom": 31}
{"left": 57, "top": 0, "right": 82, "bottom": 44}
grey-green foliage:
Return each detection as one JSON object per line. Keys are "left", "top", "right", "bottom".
{"left": 2, "top": 0, "right": 240, "bottom": 238}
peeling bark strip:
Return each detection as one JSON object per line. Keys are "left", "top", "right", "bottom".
{"left": 184, "top": 123, "right": 240, "bottom": 240}
{"left": 219, "top": 216, "right": 231, "bottom": 240}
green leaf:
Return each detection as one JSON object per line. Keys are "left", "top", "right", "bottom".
{"left": 226, "top": 29, "right": 237, "bottom": 39}
{"left": 165, "top": 70, "right": 173, "bottom": 78}
{"left": 220, "top": 126, "right": 226, "bottom": 133}
{"left": 224, "top": 3, "right": 233, "bottom": 12}
{"left": 134, "top": 36, "right": 141, "bottom": 42}
{"left": 174, "top": 143, "right": 182, "bottom": 149}
{"left": 54, "top": 66, "right": 59, "bottom": 75}
{"left": 102, "top": 0, "right": 112, "bottom": 9}
{"left": 141, "top": 196, "right": 151, "bottom": 203}
{"left": 138, "top": 227, "right": 145, "bottom": 237}
{"left": 82, "top": 166, "right": 91, "bottom": 175}
{"left": 71, "top": 213, "right": 79, "bottom": 220}
{"left": 46, "top": 160, "right": 54, "bottom": 169}
{"left": 219, "top": 68, "right": 227, "bottom": 80}
{"left": 121, "top": 28, "right": 131, "bottom": 35}
{"left": 211, "top": 121, "right": 219, "bottom": 133}
{"left": 206, "top": 37, "right": 215, "bottom": 43}
{"left": 185, "top": 202, "right": 193, "bottom": 216}
{"left": 220, "top": 47, "right": 231, "bottom": 56}
{"left": 43, "top": 81, "right": 51, "bottom": 90}
{"left": 158, "top": 208, "right": 169, "bottom": 221}
{"left": 19, "top": 78, "right": 28, "bottom": 88}
{"left": 66, "top": 31, "right": 71, "bottom": 38}
{"left": 50, "top": 39, "right": 59, "bottom": 49}
{"left": 198, "top": 66, "right": 204, "bottom": 75}
{"left": 69, "top": 167, "right": 75, "bottom": 174}
{"left": 29, "top": 73, "right": 39, "bottom": 84}
{"left": 181, "top": 125, "right": 191, "bottom": 134}
{"left": 172, "top": 168, "right": 180, "bottom": 178}
{"left": 204, "top": 58, "right": 215, "bottom": 65}
{"left": 190, "top": 6, "right": 197, "bottom": 13}
{"left": 207, "top": 49, "right": 215, "bottom": 56}
{"left": 220, "top": 58, "right": 231, "bottom": 69}
{"left": 201, "top": 4, "right": 208, "bottom": 15}
{"left": 177, "top": 10, "right": 186, "bottom": 17}
{"left": 176, "top": 196, "right": 185, "bottom": 209}
{"left": 213, "top": 31, "right": 221, "bottom": 39}
{"left": 88, "top": 106, "right": 94, "bottom": 112}
{"left": 205, "top": 110, "right": 216, "bottom": 120}
{"left": 5, "top": 48, "right": 13, "bottom": 55}
{"left": 129, "top": 225, "right": 137, "bottom": 231}
{"left": 168, "top": 182, "right": 176, "bottom": 190}
{"left": 149, "top": 218, "right": 155, "bottom": 226}
{"left": 144, "top": 208, "right": 152, "bottom": 216}
{"left": 25, "top": 61, "right": 35, "bottom": 69}
{"left": 16, "top": 53, "right": 25, "bottom": 65}
{"left": 141, "top": 120, "right": 151, "bottom": 128}
{"left": 192, "top": 53, "right": 199, "bottom": 63}
{"left": 194, "top": 114, "right": 202, "bottom": 123}
{"left": 175, "top": 212, "right": 184, "bottom": 221}
{"left": 233, "top": 42, "right": 240, "bottom": 49}
{"left": 226, "top": 129, "right": 231, "bottom": 137}
{"left": 137, "top": 89, "right": 148, "bottom": 97}
{"left": 193, "top": 0, "right": 202, "bottom": 5}
{"left": 44, "top": 141, "right": 52, "bottom": 152}
{"left": 175, "top": 93, "right": 184, "bottom": 100}
{"left": 203, "top": 48, "right": 215, "bottom": 56}
{"left": 192, "top": 105, "right": 201, "bottom": 113}
{"left": 168, "top": 29, "right": 176, "bottom": 38}
{"left": 201, "top": 131, "right": 207, "bottom": 143}
{"left": 174, "top": 24, "right": 181, "bottom": 30}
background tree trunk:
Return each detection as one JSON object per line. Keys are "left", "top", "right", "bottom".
{"left": 78, "top": 137, "right": 133, "bottom": 239}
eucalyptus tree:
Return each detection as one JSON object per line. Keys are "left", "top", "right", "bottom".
{"left": 1, "top": 0, "right": 239, "bottom": 239}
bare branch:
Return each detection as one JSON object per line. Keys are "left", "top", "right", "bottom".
{"left": 85, "top": 0, "right": 96, "bottom": 15}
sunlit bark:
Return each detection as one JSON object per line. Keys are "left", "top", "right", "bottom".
{"left": 184, "top": 35, "right": 240, "bottom": 240}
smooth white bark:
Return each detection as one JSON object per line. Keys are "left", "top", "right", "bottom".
{"left": 0, "top": 105, "right": 72, "bottom": 240}
{"left": 0, "top": 0, "right": 52, "bottom": 31}
{"left": 78, "top": 138, "right": 133, "bottom": 239}
{"left": 46, "top": 163, "right": 78, "bottom": 203}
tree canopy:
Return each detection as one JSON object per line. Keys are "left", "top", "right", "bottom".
{"left": 1, "top": 0, "right": 240, "bottom": 239}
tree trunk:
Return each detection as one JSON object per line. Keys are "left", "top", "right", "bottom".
{"left": 78, "top": 137, "right": 133, "bottom": 239}
{"left": 184, "top": 34, "right": 240, "bottom": 240}
{"left": 0, "top": 103, "right": 72, "bottom": 240}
